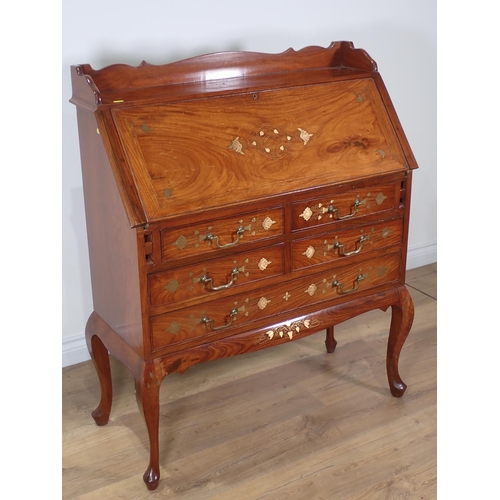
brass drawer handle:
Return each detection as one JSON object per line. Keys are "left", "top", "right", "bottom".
{"left": 205, "top": 226, "right": 245, "bottom": 248}
{"left": 332, "top": 274, "right": 364, "bottom": 294}
{"left": 334, "top": 235, "right": 367, "bottom": 256}
{"left": 201, "top": 308, "right": 238, "bottom": 331}
{"left": 327, "top": 199, "right": 361, "bottom": 220}
{"left": 200, "top": 267, "right": 239, "bottom": 291}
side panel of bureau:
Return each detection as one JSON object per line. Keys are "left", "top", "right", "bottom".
{"left": 76, "top": 108, "right": 147, "bottom": 357}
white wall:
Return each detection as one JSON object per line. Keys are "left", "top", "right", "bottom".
{"left": 62, "top": 0, "right": 437, "bottom": 367}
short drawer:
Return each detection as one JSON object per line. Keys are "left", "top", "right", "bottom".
{"left": 149, "top": 244, "right": 284, "bottom": 307}
{"left": 161, "top": 207, "right": 284, "bottom": 261}
{"left": 150, "top": 252, "right": 401, "bottom": 352}
{"left": 292, "top": 218, "right": 403, "bottom": 270}
{"left": 292, "top": 182, "right": 398, "bottom": 231}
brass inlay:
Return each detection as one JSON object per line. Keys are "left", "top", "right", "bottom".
{"left": 357, "top": 94, "right": 364, "bottom": 103}
{"left": 376, "top": 192, "right": 387, "bottom": 205}
{"left": 164, "top": 279, "right": 179, "bottom": 293}
{"left": 299, "top": 207, "right": 313, "bottom": 221}
{"left": 377, "top": 149, "right": 386, "bottom": 159}
{"left": 113, "top": 99, "right": 124, "bottom": 103}
{"left": 254, "top": 317, "right": 322, "bottom": 345}
{"left": 258, "top": 258, "right": 272, "bottom": 271}
{"left": 142, "top": 123, "right": 151, "bottom": 133}
{"left": 303, "top": 246, "right": 315, "bottom": 259}
{"left": 305, "top": 284, "right": 317, "bottom": 296}
{"left": 258, "top": 297, "right": 271, "bottom": 310}
{"left": 173, "top": 235, "right": 187, "bottom": 250}
{"left": 382, "top": 227, "right": 392, "bottom": 238}
{"left": 377, "top": 266, "right": 388, "bottom": 277}
{"left": 262, "top": 217, "right": 276, "bottom": 230}
{"left": 283, "top": 292, "right": 291, "bottom": 301}
{"left": 164, "top": 188, "right": 172, "bottom": 199}
{"left": 298, "top": 128, "right": 313, "bottom": 145}
{"left": 166, "top": 321, "right": 180, "bottom": 335}
{"left": 229, "top": 137, "right": 244, "bottom": 155}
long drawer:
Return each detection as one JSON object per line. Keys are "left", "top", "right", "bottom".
{"left": 150, "top": 252, "right": 401, "bottom": 352}
{"left": 149, "top": 244, "right": 284, "bottom": 308}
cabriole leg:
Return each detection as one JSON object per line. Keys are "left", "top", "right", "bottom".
{"left": 135, "top": 362, "right": 162, "bottom": 491}
{"left": 325, "top": 326, "right": 337, "bottom": 353}
{"left": 85, "top": 317, "right": 112, "bottom": 426}
{"left": 386, "top": 286, "right": 415, "bottom": 397}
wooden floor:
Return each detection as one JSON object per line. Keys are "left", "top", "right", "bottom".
{"left": 62, "top": 263, "right": 437, "bottom": 499}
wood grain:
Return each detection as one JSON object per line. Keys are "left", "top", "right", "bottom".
{"left": 62, "top": 264, "right": 436, "bottom": 499}
{"left": 70, "top": 42, "right": 420, "bottom": 491}
{"left": 111, "top": 79, "right": 407, "bottom": 220}
{"left": 150, "top": 253, "right": 401, "bottom": 352}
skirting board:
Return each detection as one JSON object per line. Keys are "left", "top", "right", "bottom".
{"left": 62, "top": 241, "right": 437, "bottom": 368}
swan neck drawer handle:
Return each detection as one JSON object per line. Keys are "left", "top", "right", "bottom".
{"left": 334, "top": 235, "right": 367, "bottom": 256}
{"left": 332, "top": 274, "right": 365, "bottom": 294}
{"left": 200, "top": 268, "right": 239, "bottom": 291}
{"left": 201, "top": 308, "right": 238, "bottom": 331}
{"left": 205, "top": 226, "right": 245, "bottom": 248}
{"left": 327, "top": 199, "right": 361, "bottom": 220}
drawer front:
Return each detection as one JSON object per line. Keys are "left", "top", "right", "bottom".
{"left": 161, "top": 207, "right": 284, "bottom": 261}
{"left": 292, "top": 218, "right": 403, "bottom": 270}
{"left": 151, "top": 252, "right": 401, "bottom": 351}
{"left": 292, "top": 183, "right": 397, "bottom": 231}
{"left": 149, "top": 245, "right": 284, "bottom": 307}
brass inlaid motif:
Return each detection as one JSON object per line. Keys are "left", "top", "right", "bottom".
{"left": 164, "top": 279, "right": 179, "bottom": 293}
{"left": 262, "top": 217, "right": 276, "bottom": 230}
{"left": 305, "top": 284, "right": 317, "bottom": 296}
{"left": 164, "top": 188, "right": 172, "bottom": 199}
{"left": 377, "top": 266, "right": 388, "bottom": 277}
{"left": 303, "top": 246, "right": 315, "bottom": 259}
{"left": 298, "top": 128, "right": 313, "bottom": 145}
{"left": 141, "top": 123, "right": 151, "bottom": 133}
{"left": 382, "top": 227, "right": 392, "bottom": 238}
{"left": 232, "top": 124, "right": 313, "bottom": 158}
{"left": 258, "top": 297, "right": 271, "bottom": 310}
{"left": 254, "top": 317, "right": 322, "bottom": 345}
{"left": 299, "top": 207, "right": 313, "bottom": 221}
{"left": 173, "top": 235, "right": 187, "bottom": 250}
{"left": 376, "top": 192, "right": 387, "bottom": 205}
{"left": 229, "top": 137, "right": 245, "bottom": 155}
{"left": 258, "top": 258, "right": 272, "bottom": 271}
{"left": 376, "top": 149, "right": 386, "bottom": 159}
{"left": 166, "top": 321, "right": 180, "bottom": 335}
{"left": 283, "top": 292, "right": 291, "bottom": 301}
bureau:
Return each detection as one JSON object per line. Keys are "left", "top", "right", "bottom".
{"left": 70, "top": 41, "right": 418, "bottom": 490}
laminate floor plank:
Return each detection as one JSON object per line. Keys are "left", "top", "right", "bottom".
{"left": 62, "top": 263, "right": 437, "bottom": 499}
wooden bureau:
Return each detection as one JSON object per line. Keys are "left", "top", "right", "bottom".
{"left": 70, "top": 42, "right": 418, "bottom": 490}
